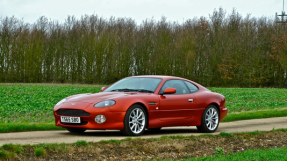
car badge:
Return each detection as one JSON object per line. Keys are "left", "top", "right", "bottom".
{"left": 71, "top": 103, "right": 76, "bottom": 105}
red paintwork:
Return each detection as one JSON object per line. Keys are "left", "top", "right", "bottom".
{"left": 54, "top": 75, "right": 228, "bottom": 130}
{"left": 101, "top": 87, "right": 107, "bottom": 92}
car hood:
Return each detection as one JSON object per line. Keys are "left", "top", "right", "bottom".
{"left": 65, "top": 92, "right": 149, "bottom": 104}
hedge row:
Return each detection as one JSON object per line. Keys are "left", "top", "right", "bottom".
{"left": 0, "top": 8, "right": 286, "bottom": 87}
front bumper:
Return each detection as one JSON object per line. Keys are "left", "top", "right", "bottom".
{"left": 54, "top": 106, "right": 126, "bottom": 130}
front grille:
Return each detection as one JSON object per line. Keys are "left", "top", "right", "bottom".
{"left": 56, "top": 109, "right": 90, "bottom": 116}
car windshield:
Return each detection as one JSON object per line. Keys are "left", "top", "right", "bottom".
{"left": 104, "top": 77, "right": 162, "bottom": 93}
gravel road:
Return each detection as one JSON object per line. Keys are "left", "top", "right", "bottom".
{"left": 0, "top": 117, "right": 286, "bottom": 146}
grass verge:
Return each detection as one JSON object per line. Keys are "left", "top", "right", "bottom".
{"left": 222, "top": 108, "right": 287, "bottom": 122}
{"left": 188, "top": 146, "right": 287, "bottom": 161}
{"left": 34, "top": 148, "right": 46, "bottom": 157}
{"left": 0, "top": 123, "right": 62, "bottom": 133}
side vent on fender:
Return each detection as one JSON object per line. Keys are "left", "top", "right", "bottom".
{"left": 149, "top": 102, "right": 157, "bottom": 105}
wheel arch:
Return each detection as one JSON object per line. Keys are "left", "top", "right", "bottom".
{"left": 198, "top": 102, "right": 220, "bottom": 126}
{"left": 129, "top": 102, "right": 149, "bottom": 127}
{"left": 197, "top": 102, "right": 221, "bottom": 133}
{"left": 209, "top": 103, "right": 220, "bottom": 118}
{"left": 121, "top": 102, "right": 149, "bottom": 136}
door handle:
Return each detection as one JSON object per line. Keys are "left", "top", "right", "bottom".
{"left": 188, "top": 99, "right": 194, "bottom": 102}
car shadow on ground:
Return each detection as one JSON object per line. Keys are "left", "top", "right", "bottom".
{"left": 60, "top": 127, "right": 201, "bottom": 137}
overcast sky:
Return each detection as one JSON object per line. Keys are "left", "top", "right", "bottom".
{"left": 0, "top": 0, "right": 283, "bottom": 24}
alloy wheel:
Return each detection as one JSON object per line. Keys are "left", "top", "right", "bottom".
{"left": 129, "top": 108, "right": 146, "bottom": 134}
{"left": 205, "top": 107, "right": 219, "bottom": 131}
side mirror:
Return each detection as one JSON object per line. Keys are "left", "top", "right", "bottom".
{"left": 101, "top": 87, "right": 107, "bottom": 92}
{"left": 163, "top": 88, "right": 176, "bottom": 94}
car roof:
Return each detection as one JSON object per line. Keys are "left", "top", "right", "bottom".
{"left": 130, "top": 75, "right": 184, "bottom": 80}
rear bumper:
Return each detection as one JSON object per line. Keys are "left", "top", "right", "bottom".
{"left": 54, "top": 107, "right": 125, "bottom": 130}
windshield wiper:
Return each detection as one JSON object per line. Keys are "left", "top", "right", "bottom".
{"left": 136, "top": 89, "right": 154, "bottom": 93}
{"left": 110, "top": 89, "right": 153, "bottom": 93}
{"left": 110, "top": 88, "right": 137, "bottom": 92}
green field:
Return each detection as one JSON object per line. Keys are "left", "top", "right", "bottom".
{"left": 209, "top": 87, "right": 287, "bottom": 112}
{"left": 0, "top": 84, "right": 286, "bottom": 132}
{"left": 0, "top": 84, "right": 103, "bottom": 124}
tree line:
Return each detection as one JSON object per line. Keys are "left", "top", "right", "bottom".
{"left": 0, "top": 8, "right": 286, "bottom": 87}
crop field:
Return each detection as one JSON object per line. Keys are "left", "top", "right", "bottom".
{"left": 0, "top": 84, "right": 286, "bottom": 125}
{"left": 0, "top": 84, "right": 103, "bottom": 124}
{"left": 209, "top": 87, "right": 287, "bottom": 112}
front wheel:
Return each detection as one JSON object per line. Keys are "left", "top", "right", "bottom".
{"left": 197, "top": 105, "right": 219, "bottom": 133}
{"left": 121, "top": 104, "right": 147, "bottom": 136}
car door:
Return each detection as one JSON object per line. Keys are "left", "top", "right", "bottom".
{"left": 158, "top": 79, "right": 197, "bottom": 121}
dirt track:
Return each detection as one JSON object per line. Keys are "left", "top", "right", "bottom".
{"left": 0, "top": 117, "right": 286, "bottom": 146}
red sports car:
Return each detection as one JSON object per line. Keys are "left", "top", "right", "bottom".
{"left": 54, "top": 75, "right": 227, "bottom": 136}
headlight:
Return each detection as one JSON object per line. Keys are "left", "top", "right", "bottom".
{"left": 94, "top": 100, "right": 116, "bottom": 107}
{"left": 55, "top": 98, "right": 67, "bottom": 106}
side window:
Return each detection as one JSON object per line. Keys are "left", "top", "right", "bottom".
{"left": 160, "top": 80, "right": 189, "bottom": 95}
{"left": 184, "top": 81, "right": 199, "bottom": 93}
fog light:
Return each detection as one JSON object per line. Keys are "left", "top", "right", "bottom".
{"left": 95, "top": 115, "right": 106, "bottom": 124}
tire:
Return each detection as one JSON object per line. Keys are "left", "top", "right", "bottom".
{"left": 147, "top": 127, "right": 162, "bottom": 131}
{"left": 197, "top": 104, "right": 219, "bottom": 133}
{"left": 121, "top": 104, "right": 147, "bottom": 136}
{"left": 66, "top": 128, "right": 86, "bottom": 133}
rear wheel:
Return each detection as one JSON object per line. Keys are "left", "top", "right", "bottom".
{"left": 66, "top": 128, "right": 86, "bottom": 133}
{"left": 197, "top": 105, "right": 219, "bottom": 133}
{"left": 121, "top": 104, "right": 147, "bottom": 136}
